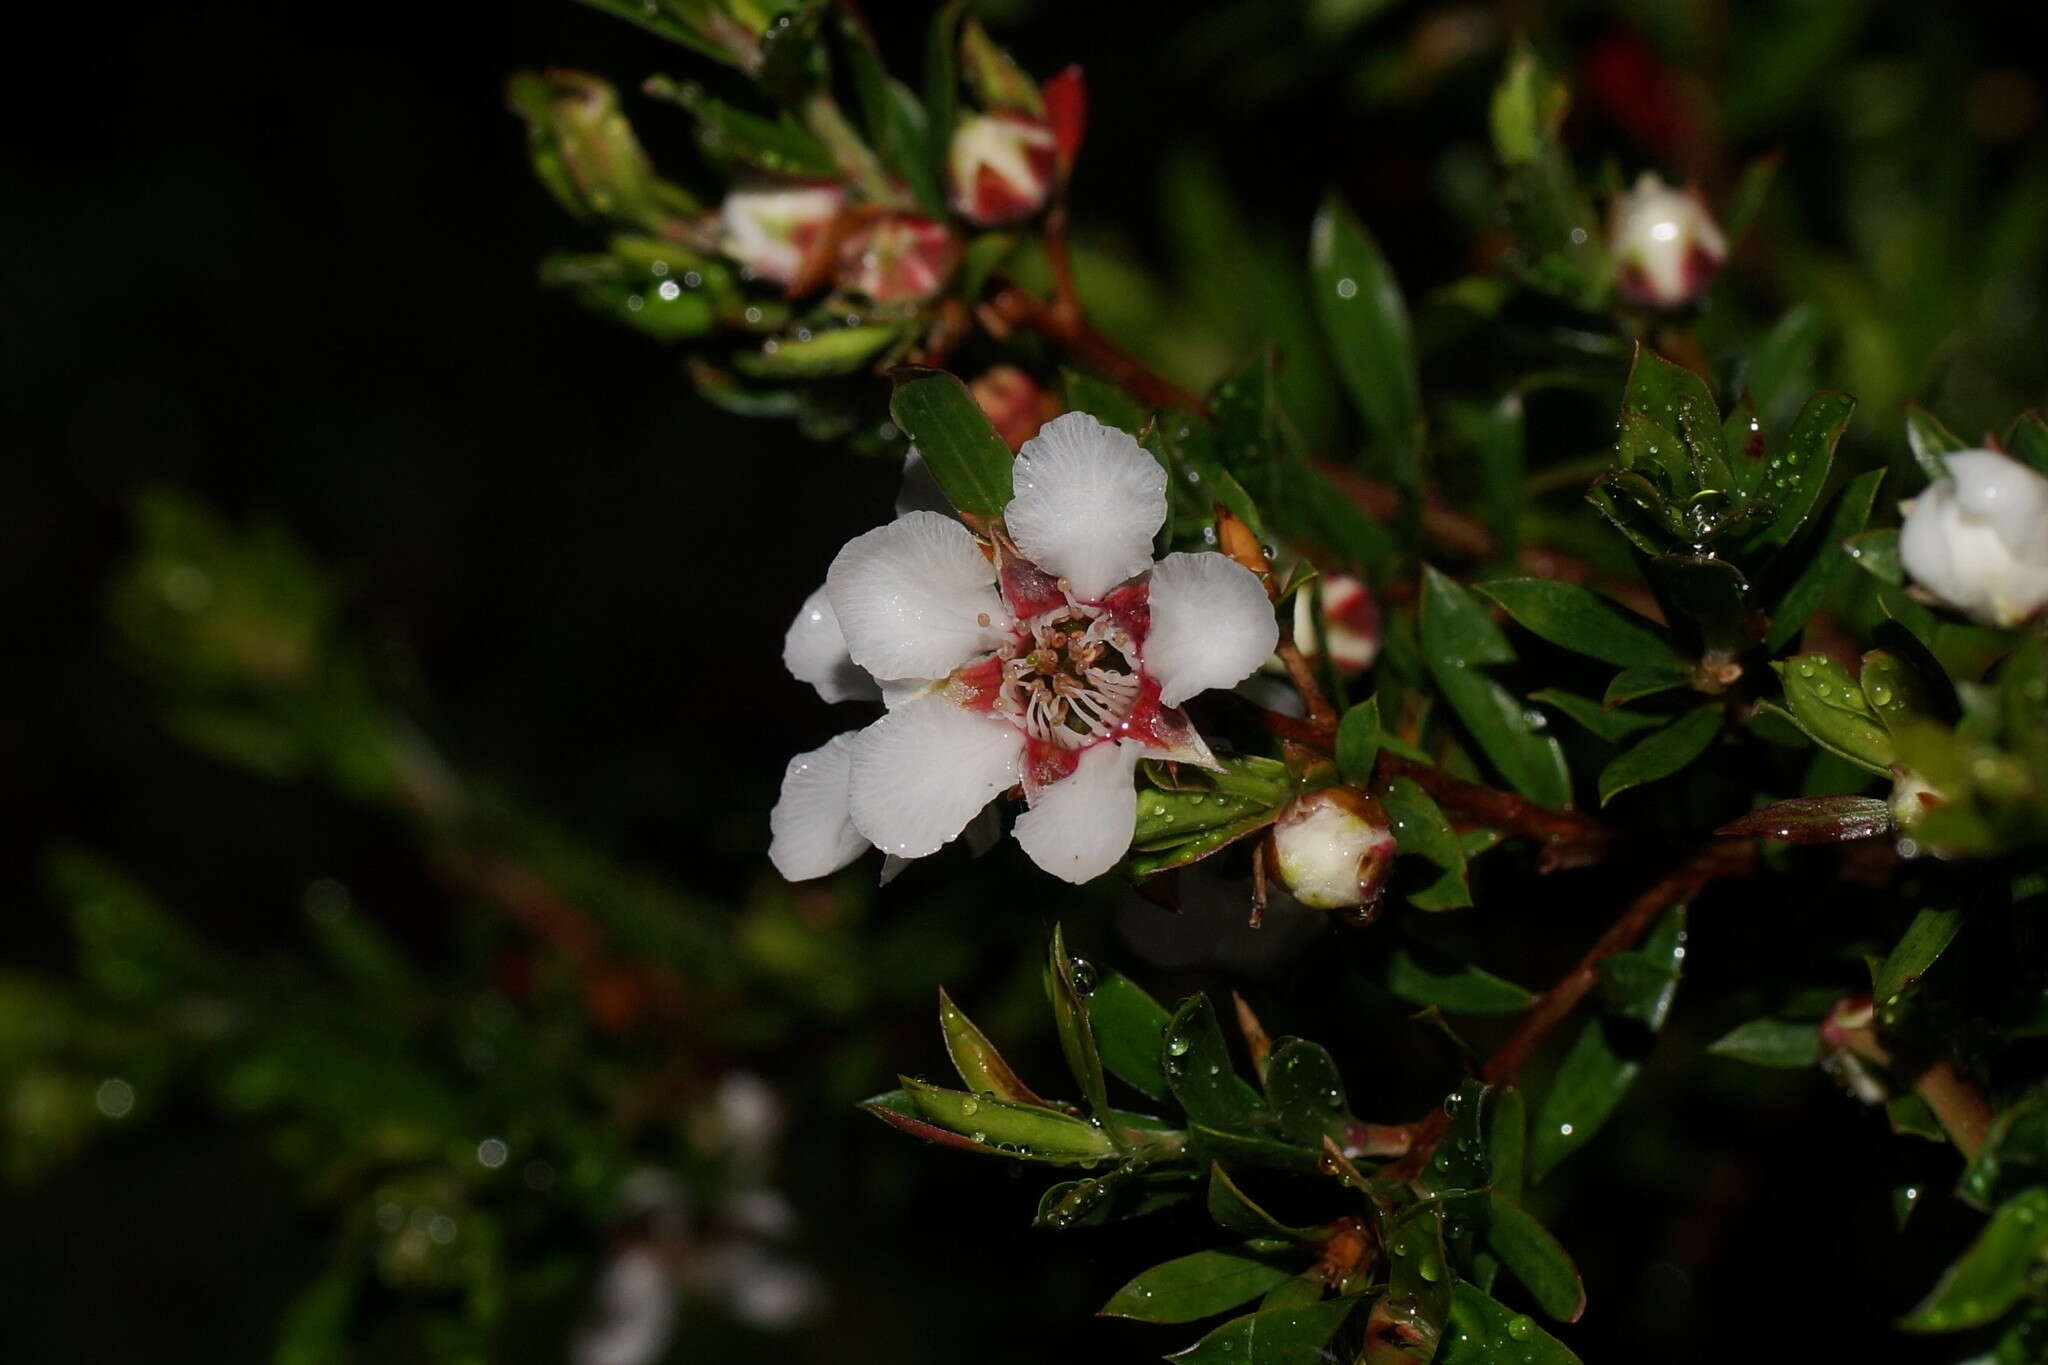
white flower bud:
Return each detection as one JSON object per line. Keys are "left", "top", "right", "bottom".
{"left": 1267, "top": 788, "right": 1395, "bottom": 912}
{"left": 1898, "top": 449, "right": 2048, "bottom": 628}
{"left": 948, "top": 113, "right": 1057, "bottom": 226}
{"left": 1608, "top": 172, "right": 1728, "bottom": 310}
{"left": 1292, "top": 573, "right": 1381, "bottom": 675}
{"left": 718, "top": 181, "right": 844, "bottom": 286}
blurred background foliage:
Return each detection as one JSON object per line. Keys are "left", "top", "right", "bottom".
{"left": 4, "top": 0, "right": 2046, "bottom": 1361}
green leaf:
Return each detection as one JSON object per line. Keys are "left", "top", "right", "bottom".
{"left": 1134, "top": 768, "right": 1289, "bottom": 851}
{"left": 1842, "top": 528, "right": 1902, "bottom": 585}
{"left": 1046, "top": 925, "right": 1111, "bottom": 1124}
{"left": 1440, "top": 1282, "right": 1583, "bottom": 1364}
{"left": 1448, "top": 396, "right": 1527, "bottom": 563}
{"left": 1336, "top": 696, "right": 1384, "bottom": 785}
{"left": 1764, "top": 467, "right": 1887, "bottom": 652}
{"left": 1961, "top": 1085, "right": 2048, "bottom": 1209}
{"left": 959, "top": 18, "right": 1044, "bottom": 116}
{"left": 938, "top": 988, "right": 1044, "bottom": 1104}
{"left": 1259, "top": 1274, "right": 1329, "bottom": 1312}
{"left": 1596, "top": 706, "right": 1722, "bottom": 806}
{"left": 1380, "top": 777, "right": 1471, "bottom": 911}
{"left": 1311, "top": 196, "right": 1421, "bottom": 491}
{"left": 1414, "top": 1083, "right": 1493, "bottom": 1268}
{"left": 1170, "top": 1299, "right": 1360, "bottom": 1363}
{"left": 1487, "top": 1193, "right": 1586, "bottom": 1322}
{"left": 732, "top": 324, "right": 903, "bottom": 378}
{"left": 1365, "top": 1205, "right": 1454, "bottom": 1364}
{"left": 1773, "top": 655, "right": 1894, "bottom": 776}
{"left": 1873, "top": 904, "right": 1964, "bottom": 1006}
{"left": 1092, "top": 970, "right": 1172, "bottom": 1101}
{"left": 1421, "top": 567, "right": 1572, "bottom": 809}
{"left": 1529, "top": 690, "right": 1662, "bottom": 744}
{"left": 1101, "top": 1246, "right": 1300, "bottom": 1323}
{"left": 1387, "top": 948, "right": 1534, "bottom": 1015}
{"left": 1476, "top": 579, "right": 1682, "bottom": 671}
{"left": 1750, "top": 390, "right": 1856, "bottom": 552}
{"left": 888, "top": 368, "right": 1014, "bottom": 515}
{"left": 2007, "top": 412, "right": 2048, "bottom": 477}
{"left": 1063, "top": 368, "right": 1150, "bottom": 435}
{"left": 1163, "top": 995, "right": 1269, "bottom": 1134}
{"left": 840, "top": 12, "right": 944, "bottom": 214}
{"left": 1491, "top": 1087, "right": 1529, "bottom": 1205}
{"left": 886, "top": 1080, "right": 1118, "bottom": 1162}
{"left": 1744, "top": 302, "right": 1822, "bottom": 423}
{"left": 1900, "top": 1187, "right": 2048, "bottom": 1333}
{"left": 1208, "top": 1164, "right": 1322, "bottom": 1243}
{"left": 643, "top": 76, "right": 838, "bottom": 179}
{"left": 1037, "top": 1163, "right": 1199, "bottom": 1228}
{"left": 1905, "top": 404, "right": 1969, "bottom": 485}
{"left": 922, "top": 1, "right": 967, "bottom": 177}
{"left": 1263, "top": 1040, "right": 1352, "bottom": 1148}
{"left": 1624, "top": 347, "right": 1719, "bottom": 445}
{"left": 1708, "top": 1018, "right": 1823, "bottom": 1068}
{"left": 571, "top": 0, "right": 759, "bottom": 68}
{"left": 1602, "top": 665, "right": 1690, "bottom": 708}
{"left": 1531, "top": 906, "right": 1686, "bottom": 1178}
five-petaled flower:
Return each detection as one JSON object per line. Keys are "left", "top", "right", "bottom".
{"left": 772, "top": 412, "right": 1279, "bottom": 884}
{"left": 1608, "top": 172, "right": 1727, "bottom": 310}
{"left": 1899, "top": 447, "right": 2048, "bottom": 628}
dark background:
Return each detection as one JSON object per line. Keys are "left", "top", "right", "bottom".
{"left": 3, "top": 1, "right": 2037, "bottom": 1360}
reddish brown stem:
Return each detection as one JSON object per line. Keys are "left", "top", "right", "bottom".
{"left": 1378, "top": 752, "right": 1614, "bottom": 871}
{"left": 1823, "top": 998, "right": 1994, "bottom": 1159}
{"left": 983, "top": 285, "right": 1205, "bottom": 413}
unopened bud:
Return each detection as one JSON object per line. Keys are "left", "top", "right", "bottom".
{"left": 1898, "top": 448, "right": 2048, "bottom": 627}
{"left": 1267, "top": 787, "right": 1396, "bottom": 912}
{"left": 718, "top": 181, "right": 845, "bottom": 288}
{"left": 835, "top": 214, "right": 961, "bottom": 305}
{"left": 948, "top": 113, "right": 1058, "bottom": 226}
{"left": 969, "top": 366, "right": 1059, "bottom": 450}
{"left": 1608, "top": 172, "right": 1727, "bottom": 310}
{"left": 1293, "top": 573, "right": 1381, "bottom": 674}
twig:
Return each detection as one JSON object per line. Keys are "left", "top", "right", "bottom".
{"left": 1822, "top": 997, "right": 1994, "bottom": 1160}
{"left": 982, "top": 285, "right": 1206, "bottom": 413}
{"left": 1378, "top": 752, "right": 1614, "bottom": 871}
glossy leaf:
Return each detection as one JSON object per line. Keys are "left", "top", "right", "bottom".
{"left": 1170, "top": 1298, "right": 1360, "bottom": 1363}
{"left": 1873, "top": 904, "right": 1964, "bottom": 1006}
{"left": 1597, "top": 706, "right": 1721, "bottom": 806}
{"left": 1101, "top": 1246, "right": 1299, "bottom": 1323}
{"left": 1491, "top": 1087, "right": 1529, "bottom": 1205}
{"left": 1415, "top": 1083, "right": 1492, "bottom": 1267}
{"left": 895, "top": 1079, "right": 1118, "bottom": 1161}
{"left": 1093, "top": 970, "right": 1172, "bottom": 1101}
{"left": 1529, "top": 690, "right": 1662, "bottom": 744}
{"left": 1364, "top": 1205, "right": 1454, "bottom": 1365}
{"left": 1899, "top": 1187, "right": 2048, "bottom": 1333}
{"left": 1960, "top": 1084, "right": 2048, "bottom": 1209}
{"left": 1337, "top": 696, "right": 1384, "bottom": 786}
{"left": 1421, "top": 568, "right": 1572, "bottom": 808}
{"left": 1707, "top": 1018, "right": 1823, "bottom": 1068}
{"left": 938, "top": 988, "right": 1045, "bottom": 1105}
{"left": 1440, "top": 1282, "right": 1583, "bottom": 1364}
{"left": 1380, "top": 777, "right": 1471, "bottom": 911}
{"left": 1773, "top": 655, "right": 1894, "bottom": 776}
{"left": 1264, "top": 1040, "right": 1351, "bottom": 1148}
{"left": 1487, "top": 1193, "right": 1586, "bottom": 1322}
{"left": 1603, "top": 665, "right": 1690, "bottom": 707}
{"left": 1037, "top": 1164, "right": 1199, "bottom": 1229}
{"left": 1476, "top": 579, "right": 1681, "bottom": 671}
{"left": 1905, "top": 404, "right": 1968, "bottom": 485}
{"left": 1063, "top": 368, "right": 1150, "bottom": 435}
{"left": 888, "top": 368, "right": 1015, "bottom": 516}
{"left": 1764, "top": 467, "right": 1888, "bottom": 652}
{"left": 1047, "top": 925, "right": 1111, "bottom": 1123}
{"left": 1715, "top": 796, "right": 1891, "bottom": 844}
{"left": 733, "top": 324, "right": 903, "bottom": 378}
{"left": 1311, "top": 196, "right": 1421, "bottom": 490}
{"left": 1387, "top": 948, "right": 1535, "bottom": 1016}
{"left": 1531, "top": 906, "right": 1686, "bottom": 1177}
{"left": 645, "top": 77, "right": 838, "bottom": 178}
{"left": 1163, "top": 995, "right": 1268, "bottom": 1134}
{"left": 1750, "top": 391, "right": 1857, "bottom": 552}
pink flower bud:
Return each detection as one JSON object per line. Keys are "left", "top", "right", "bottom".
{"left": 1267, "top": 787, "right": 1395, "bottom": 913}
{"left": 970, "top": 366, "right": 1059, "bottom": 450}
{"left": 1608, "top": 172, "right": 1728, "bottom": 310}
{"left": 948, "top": 113, "right": 1059, "bottom": 226}
{"left": 718, "top": 181, "right": 845, "bottom": 287}
{"left": 835, "top": 214, "right": 961, "bottom": 305}
{"left": 1292, "top": 573, "right": 1382, "bottom": 675}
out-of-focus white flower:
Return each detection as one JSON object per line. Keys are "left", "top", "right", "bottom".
{"left": 712, "top": 1071, "right": 785, "bottom": 1154}
{"left": 834, "top": 213, "right": 959, "bottom": 304}
{"left": 1608, "top": 172, "right": 1727, "bottom": 310}
{"left": 1292, "top": 572, "right": 1381, "bottom": 674}
{"left": 718, "top": 182, "right": 844, "bottom": 287}
{"left": 1898, "top": 448, "right": 2048, "bottom": 628}
{"left": 948, "top": 112, "right": 1058, "bottom": 225}
{"left": 771, "top": 412, "right": 1279, "bottom": 885}
{"left": 1267, "top": 787, "right": 1395, "bottom": 912}
{"left": 692, "top": 1243, "right": 823, "bottom": 1330}
{"left": 573, "top": 1246, "right": 677, "bottom": 1365}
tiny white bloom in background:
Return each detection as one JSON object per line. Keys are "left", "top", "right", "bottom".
{"left": 718, "top": 181, "right": 844, "bottom": 287}
{"left": 1608, "top": 172, "right": 1728, "bottom": 310}
{"left": 1292, "top": 572, "right": 1381, "bottom": 675}
{"left": 948, "top": 112, "right": 1058, "bottom": 226}
{"left": 1266, "top": 787, "right": 1396, "bottom": 912}
{"left": 1899, "top": 448, "right": 2048, "bottom": 628}
{"left": 771, "top": 411, "right": 1280, "bottom": 885}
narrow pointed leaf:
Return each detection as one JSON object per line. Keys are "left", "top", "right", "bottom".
{"left": 1529, "top": 690, "right": 1663, "bottom": 744}
{"left": 1597, "top": 706, "right": 1722, "bottom": 806}
{"left": 1421, "top": 568, "right": 1572, "bottom": 808}
{"left": 1707, "top": 1018, "right": 1823, "bottom": 1068}
{"left": 1905, "top": 404, "right": 1968, "bottom": 485}
{"left": 1487, "top": 1193, "right": 1586, "bottom": 1322}
{"left": 1036, "top": 1163, "right": 1199, "bottom": 1228}
{"left": 1715, "top": 795, "right": 1891, "bottom": 844}
{"left": 1101, "top": 1246, "right": 1300, "bottom": 1323}
{"left": 1763, "top": 468, "right": 1887, "bottom": 651}
{"left": 1477, "top": 579, "right": 1681, "bottom": 670}
{"left": 1311, "top": 196, "right": 1420, "bottom": 491}
{"left": 1751, "top": 391, "right": 1856, "bottom": 551}
{"left": 1092, "top": 970, "right": 1172, "bottom": 1101}
{"left": 1336, "top": 696, "right": 1384, "bottom": 785}
{"left": 1874, "top": 904, "right": 1964, "bottom": 1005}
{"left": 1440, "top": 1283, "right": 1583, "bottom": 1364}
{"left": 1387, "top": 948, "right": 1534, "bottom": 1015}
{"left": 1900, "top": 1188, "right": 2048, "bottom": 1333}
{"left": 1380, "top": 777, "right": 1471, "bottom": 910}
{"left": 1208, "top": 1164, "right": 1323, "bottom": 1242}
{"left": 939, "top": 988, "right": 1045, "bottom": 1104}
{"left": 1264, "top": 1040, "right": 1352, "bottom": 1148}
{"left": 1163, "top": 995, "right": 1268, "bottom": 1133}
{"left": 897, "top": 1078, "right": 1118, "bottom": 1162}
{"left": 1170, "top": 1299, "right": 1360, "bottom": 1362}
{"left": 1047, "top": 924, "right": 1111, "bottom": 1122}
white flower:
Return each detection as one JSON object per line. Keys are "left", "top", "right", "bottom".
{"left": 718, "top": 181, "right": 844, "bottom": 286}
{"left": 770, "top": 412, "right": 1279, "bottom": 885}
{"left": 1608, "top": 172, "right": 1727, "bottom": 310}
{"left": 948, "top": 113, "right": 1058, "bottom": 226}
{"left": 1267, "top": 788, "right": 1395, "bottom": 912}
{"left": 1899, "top": 448, "right": 2048, "bottom": 628}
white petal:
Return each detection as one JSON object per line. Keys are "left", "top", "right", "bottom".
{"left": 782, "top": 587, "right": 879, "bottom": 703}
{"left": 1013, "top": 740, "right": 1141, "bottom": 884}
{"left": 1901, "top": 451, "right": 2048, "bottom": 627}
{"left": 1005, "top": 412, "right": 1167, "bottom": 601}
{"left": 1142, "top": 552, "right": 1280, "bottom": 707}
{"left": 849, "top": 698, "right": 1022, "bottom": 858}
{"left": 825, "top": 511, "right": 1007, "bottom": 681}
{"left": 768, "top": 733, "right": 868, "bottom": 880}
